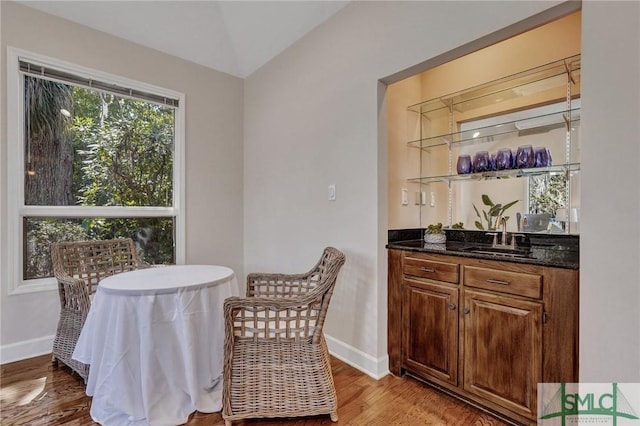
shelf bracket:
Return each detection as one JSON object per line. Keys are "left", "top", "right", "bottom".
{"left": 562, "top": 112, "right": 571, "bottom": 132}
{"left": 564, "top": 60, "right": 576, "bottom": 85}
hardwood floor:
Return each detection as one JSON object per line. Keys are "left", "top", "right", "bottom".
{"left": 1, "top": 355, "right": 511, "bottom": 425}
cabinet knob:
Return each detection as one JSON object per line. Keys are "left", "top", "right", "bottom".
{"left": 463, "top": 307, "right": 470, "bottom": 314}
{"left": 449, "top": 303, "right": 456, "bottom": 310}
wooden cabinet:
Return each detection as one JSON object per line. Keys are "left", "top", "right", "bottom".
{"left": 463, "top": 289, "right": 542, "bottom": 419}
{"left": 388, "top": 249, "right": 578, "bottom": 425}
{"left": 404, "top": 278, "right": 458, "bottom": 386}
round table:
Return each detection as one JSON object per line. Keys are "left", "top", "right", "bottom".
{"left": 73, "top": 264, "right": 239, "bottom": 426}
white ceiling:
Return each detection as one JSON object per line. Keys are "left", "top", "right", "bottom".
{"left": 19, "top": 1, "right": 349, "bottom": 78}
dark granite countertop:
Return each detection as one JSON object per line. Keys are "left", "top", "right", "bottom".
{"left": 386, "top": 228, "right": 579, "bottom": 270}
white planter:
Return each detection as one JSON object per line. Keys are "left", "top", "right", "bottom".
{"left": 424, "top": 233, "right": 446, "bottom": 244}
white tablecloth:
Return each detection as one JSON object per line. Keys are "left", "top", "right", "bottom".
{"left": 72, "top": 265, "right": 239, "bottom": 426}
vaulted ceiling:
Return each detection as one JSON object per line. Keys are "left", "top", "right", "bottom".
{"left": 19, "top": 1, "right": 349, "bottom": 78}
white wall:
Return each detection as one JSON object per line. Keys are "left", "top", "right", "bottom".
{"left": 580, "top": 1, "right": 640, "bottom": 381}
{"left": 0, "top": 2, "right": 245, "bottom": 363}
{"left": 243, "top": 0, "right": 575, "bottom": 377}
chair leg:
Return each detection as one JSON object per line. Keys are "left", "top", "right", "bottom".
{"left": 225, "top": 420, "right": 232, "bottom": 426}
{"left": 330, "top": 411, "right": 338, "bottom": 422}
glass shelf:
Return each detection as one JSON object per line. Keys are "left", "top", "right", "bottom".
{"left": 406, "top": 53, "right": 580, "bottom": 234}
{"left": 407, "top": 108, "right": 580, "bottom": 150}
{"left": 407, "top": 163, "right": 580, "bottom": 185}
{"left": 407, "top": 55, "right": 581, "bottom": 116}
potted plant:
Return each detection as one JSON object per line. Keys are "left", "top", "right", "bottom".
{"left": 473, "top": 194, "right": 518, "bottom": 230}
{"left": 424, "top": 222, "right": 446, "bottom": 244}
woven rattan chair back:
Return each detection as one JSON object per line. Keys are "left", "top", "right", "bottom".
{"left": 50, "top": 238, "right": 146, "bottom": 381}
{"left": 222, "top": 246, "right": 346, "bottom": 425}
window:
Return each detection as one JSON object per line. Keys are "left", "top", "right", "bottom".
{"left": 6, "top": 47, "right": 185, "bottom": 294}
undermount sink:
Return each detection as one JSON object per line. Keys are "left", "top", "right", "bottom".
{"left": 460, "top": 245, "right": 532, "bottom": 258}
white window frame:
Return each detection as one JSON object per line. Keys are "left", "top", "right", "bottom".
{"left": 6, "top": 47, "right": 186, "bottom": 295}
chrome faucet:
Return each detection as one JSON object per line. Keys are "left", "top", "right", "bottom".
{"left": 500, "top": 217, "right": 509, "bottom": 247}
{"left": 486, "top": 218, "right": 512, "bottom": 248}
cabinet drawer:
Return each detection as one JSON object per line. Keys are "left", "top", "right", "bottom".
{"left": 404, "top": 255, "right": 459, "bottom": 284}
{"left": 463, "top": 266, "right": 542, "bottom": 299}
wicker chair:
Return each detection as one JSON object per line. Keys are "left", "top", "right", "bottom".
{"left": 222, "top": 247, "right": 346, "bottom": 426}
{"left": 51, "top": 238, "right": 147, "bottom": 381}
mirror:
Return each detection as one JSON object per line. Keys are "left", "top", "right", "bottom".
{"left": 419, "top": 100, "right": 581, "bottom": 234}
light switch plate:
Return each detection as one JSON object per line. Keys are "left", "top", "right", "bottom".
{"left": 328, "top": 184, "right": 336, "bottom": 201}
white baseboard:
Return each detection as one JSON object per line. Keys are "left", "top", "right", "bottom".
{"left": 325, "top": 334, "right": 390, "bottom": 380}
{"left": 0, "top": 335, "right": 54, "bottom": 365}
{"left": 1, "top": 333, "right": 390, "bottom": 380}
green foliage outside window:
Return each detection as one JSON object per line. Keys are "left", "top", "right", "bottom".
{"left": 528, "top": 174, "right": 567, "bottom": 216}
{"left": 71, "top": 89, "right": 174, "bottom": 207}
{"left": 24, "top": 77, "right": 176, "bottom": 279}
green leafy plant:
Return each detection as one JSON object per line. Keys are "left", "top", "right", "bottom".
{"left": 451, "top": 222, "right": 464, "bottom": 229}
{"left": 425, "top": 222, "right": 445, "bottom": 235}
{"left": 473, "top": 195, "right": 518, "bottom": 230}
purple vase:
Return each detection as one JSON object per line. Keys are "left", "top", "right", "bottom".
{"left": 516, "top": 145, "right": 535, "bottom": 168}
{"left": 534, "top": 147, "right": 550, "bottom": 167}
{"left": 489, "top": 153, "right": 497, "bottom": 171}
{"left": 496, "top": 148, "right": 513, "bottom": 170}
{"left": 473, "top": 151, "right": 490, "bottom": 172}
{"left": 457, "top": 155, "right": 473, "bottom": 174}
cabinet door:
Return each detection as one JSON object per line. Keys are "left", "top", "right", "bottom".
{"left": 403, "top": 278, "right": 458, "bottom": 386}
{"left": 463, "top": 290, "right": 542, "bottom": 420}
